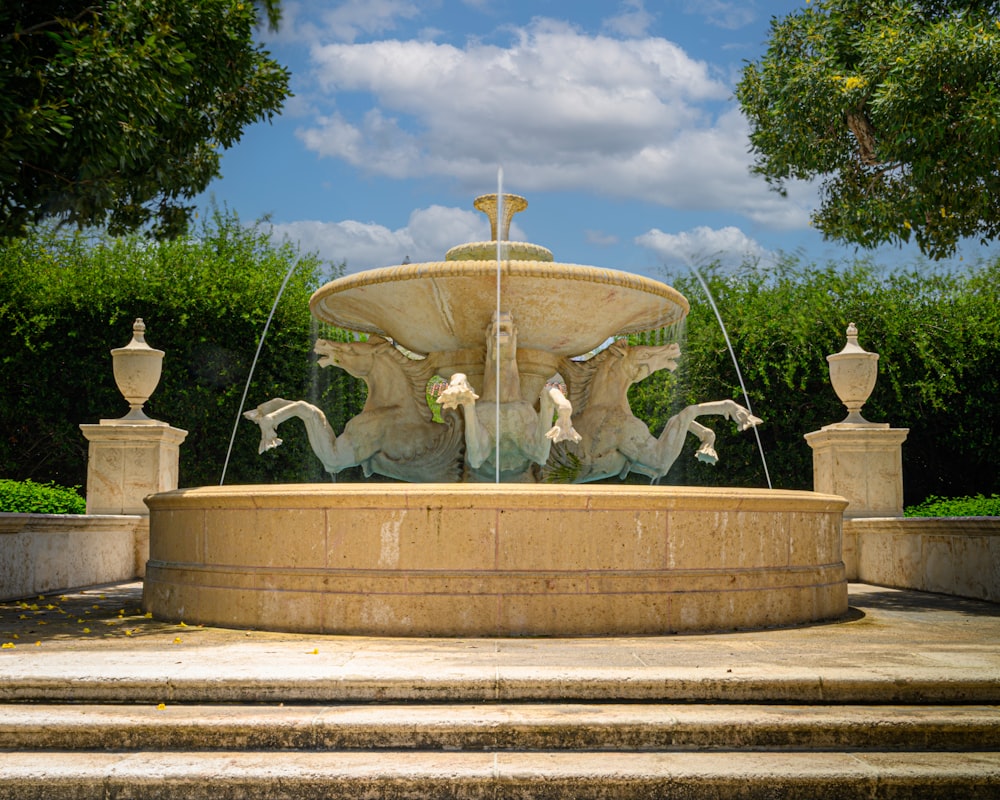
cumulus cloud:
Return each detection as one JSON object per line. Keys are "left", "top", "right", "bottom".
{"left": 636, "top": 225, "right": 773, "bottom": 268}
{"left": 270, "top": 205, "right": 499, "bottom": 273}
{"left": 294, "top": 17, "right": 811, "bottom": 230}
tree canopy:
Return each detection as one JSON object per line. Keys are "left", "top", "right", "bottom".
{"left": 736, "top": 1, "right": 1000, "bottom": 259}
{"left": 0, "top": 0, "right": 289, "bottom": 239}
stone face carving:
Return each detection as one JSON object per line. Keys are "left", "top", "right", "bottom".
{"left": 244, "top": 337, "right": 464, "bottom": 482}
{"left": 553, "top": 341, "right": 762, "bottom": 483}
{"left": 245, "top": 193, "right": 764, "bottom": 484}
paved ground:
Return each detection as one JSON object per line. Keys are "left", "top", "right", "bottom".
{"left": 1, "top": 581, "right": 998, "bottom": 704}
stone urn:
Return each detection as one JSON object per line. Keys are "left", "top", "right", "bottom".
{"left": 827, "top": 322, "right": 879, "bottom": 425}
{"left": 111, "top": 318, "right": 164, "bottom": 421}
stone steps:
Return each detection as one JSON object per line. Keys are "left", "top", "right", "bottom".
{"left": 2, "top": 750, "right": 999, "bottom": 799}
{"left": 3, "top": 582, "right": 998, "bottom": 798}
{"left": 1, "top": 702, "right": 998, "bottom": 799}
{"left": 1, "top": 703, "right": 999, "bottom": 753}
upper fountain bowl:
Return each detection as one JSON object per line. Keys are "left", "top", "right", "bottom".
{"left": 309, "top": 194, "right": 689, "bottom": 357}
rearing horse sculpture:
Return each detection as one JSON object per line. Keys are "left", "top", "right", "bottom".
{"left": 438, "top": 311, "right": 580, "bottom": 482}
{"left": 554, "top": 340, "right": 761, "bottom": 483}
{"left": 244, "top": 336, "right": 464, "bottom": 482}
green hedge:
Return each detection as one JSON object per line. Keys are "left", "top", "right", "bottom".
{"left": 2, "top": 221, "right": 998, "bottom": 505}
{"left": 0, "top": 479, "right": 85, "bottom": 514}
{"left": 628, "top": 256, "right": 1000, "bottom": 504}
{"left": 0, "top": 211, "right": 366, "bottom": 489}
{"left": 905, "top": 494, "right": 1000, "bottom": 518}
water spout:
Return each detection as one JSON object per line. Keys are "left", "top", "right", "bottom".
{"left": 220, "top": 260, "right": 301, "bottom": 485}
{"left": 495, "top": 167, "right": 503, "bottom": 483}
{"left": 690, "top": 266, "right": 772, "bottom": 490}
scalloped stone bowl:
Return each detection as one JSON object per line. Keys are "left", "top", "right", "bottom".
{"left": 310, "top": 260, "right": 688, "bottom": 357}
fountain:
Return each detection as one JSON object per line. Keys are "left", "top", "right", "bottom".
{"left": 143, "top": 195, "right": 848, "bottom": 635}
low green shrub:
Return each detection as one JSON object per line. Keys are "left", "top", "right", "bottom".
{"left": 0, "top": 479, "right": 86, "bottom": 514}
{"left": 905, "top": 494, "right": 1000, "bottom": 518}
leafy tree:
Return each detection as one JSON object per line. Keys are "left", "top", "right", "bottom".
{"left": 736, "top": 1, "right": 1000, "bottom": 259}
{"left": 0, "top": 212, "right": 366, "bottom": 489}
{"left": 0, "top": 0, "right": 289, "bottom": 239}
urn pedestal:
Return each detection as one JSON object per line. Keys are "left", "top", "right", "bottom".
{"left": 81, "top": 319, "right": 187, "bottom": 517}
{"left": 805, "top": 324, "right": 908, "bottom": 518}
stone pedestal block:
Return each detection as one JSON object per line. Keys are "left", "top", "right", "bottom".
{"left": 804, "top": 425, "right": 908, "bottom": 518}
{"left": 80, "top": 422, "right": 188, "bottom": 515}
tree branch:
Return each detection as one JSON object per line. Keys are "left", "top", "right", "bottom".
{"left": 846, "top": 109, "right": 879, "bottom": 166}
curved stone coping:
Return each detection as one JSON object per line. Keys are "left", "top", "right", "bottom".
{"left": 309, "top": 262, "right": 690, "bottom": 355}
{"left": 145, "top": 485, "right": 848, "bottom": 636}
{"left": 146, "top": 483, "right": 843, "bottom": 512}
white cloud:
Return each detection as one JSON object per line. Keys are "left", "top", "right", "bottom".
{"left": 270, "top": 205, "right": 499, "bottom": 273}
{"left": 636, "top": 225, "right": 772, "bottom": 268}
{"left": 275, "top": 0, "right": 421, "bottom": 45}
{"left": 294, "top": 17, "right": 813, "bottom": 231}
{"left": 603, "top": 0, "right": 655, "bottom": 37}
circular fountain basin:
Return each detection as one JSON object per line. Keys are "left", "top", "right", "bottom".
{"left": 310, "top": 262, "right": 689, "bottom": 356}
{"left": 143, "top": 484, "right": 848, "bottom": 636}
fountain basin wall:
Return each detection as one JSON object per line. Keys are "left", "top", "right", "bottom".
{"left": 144, "top": 484, "right": 848, "bottom": 636}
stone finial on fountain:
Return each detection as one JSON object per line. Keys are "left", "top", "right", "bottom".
{"left": 474, "top": 193, "right": 528, "bottom": 241}
{"left": 827, "top": 323, "right": 881, "bottom": 426}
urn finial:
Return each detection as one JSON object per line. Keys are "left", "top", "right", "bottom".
{"left": 827, "top": 322, "right": 880, "bottom": 425}
{"left": 111, "top": 318, "right": 165, "bottom": 422}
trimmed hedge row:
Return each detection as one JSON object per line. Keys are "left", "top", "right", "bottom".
{"left": 0, "top": 211, "right": 365, "bottom": 489}
{"left": 2, "top": 221, "right": 997, "bottom": 506}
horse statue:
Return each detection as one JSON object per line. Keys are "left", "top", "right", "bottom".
{"left": 437, "top": 311, "right": 580, "bottom": 482}
{"left": 243, "top": 336, "right": 464, "bottom": 482}
{"left": 553, "top": 340, "right": 761, "bottom": 483}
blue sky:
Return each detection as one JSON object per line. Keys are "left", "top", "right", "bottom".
{"left": 198, "top": 0, "right": 987, "bottom": 280}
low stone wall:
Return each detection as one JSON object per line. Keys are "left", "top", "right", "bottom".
{"left": 0, "top": 513, "right": 147, "bottom": 601}
{"left": 843, "top": 517, "right": 1000, "bottom": 603}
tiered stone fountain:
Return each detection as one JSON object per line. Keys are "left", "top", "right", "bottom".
{"left": 143, "top": 195, "right": 847, "bottom": 635}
